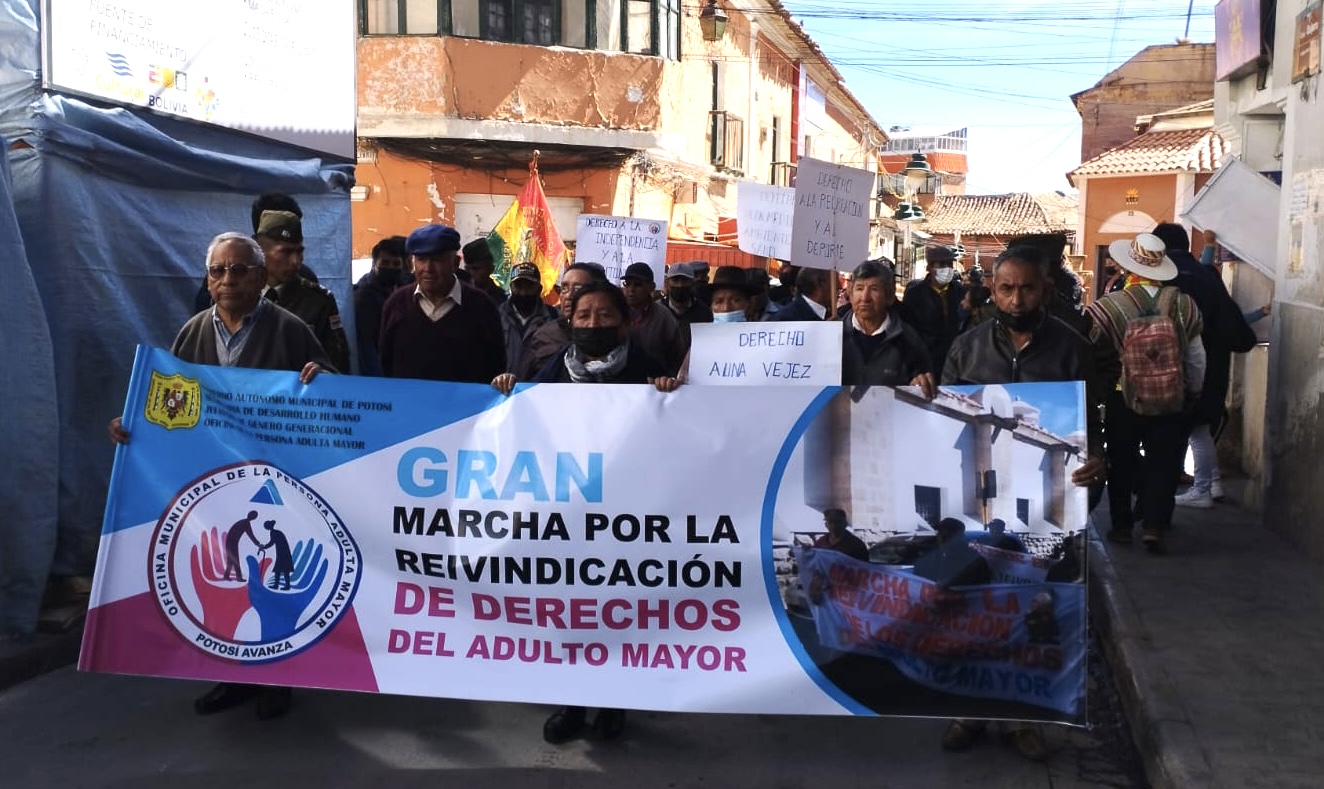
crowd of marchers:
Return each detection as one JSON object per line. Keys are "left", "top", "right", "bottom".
{"left": 104, "top": 191, "right": 1260, "bottom": 756}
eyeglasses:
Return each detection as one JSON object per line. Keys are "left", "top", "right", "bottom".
{"left": 207, "top": 263, "right": 257, "bottom": 279}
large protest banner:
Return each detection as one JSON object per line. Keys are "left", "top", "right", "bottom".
{"left": 83, "top": 347, "right": 1089, "bottom": 723}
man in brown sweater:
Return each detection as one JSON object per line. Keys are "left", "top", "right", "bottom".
{"left": 379, "top": 224, "right": 506, "bottom": 383}
{"left": 108, "top": 231, "right": 333, "bottom": 721}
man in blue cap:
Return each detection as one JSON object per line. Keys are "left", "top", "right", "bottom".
{"left": 379, "top": 224, "right": 506, "bottom": 382}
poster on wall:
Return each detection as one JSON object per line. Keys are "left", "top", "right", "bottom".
{"left": 83, "top": 347, "right": 1090, "bottom": 723}
{"left": 42, "top": 0, "right": 356, "bottom": 158}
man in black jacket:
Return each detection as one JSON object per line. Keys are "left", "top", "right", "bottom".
{"left": 899, "top": 245, "right": 966, "bottom": 373}
{"left": 773, "top": 267, "right": 832, "bottom": 321}
{"left": 943, "top": 245, "right": 1109, "bottom": 476}
{"left": 1151, "top": 223, "right": 1257, "bottom": 507}
{"left": 839, "top": 260, "right": 932, "bottom": 387}
{"left": 936, "top": 243, "right": 1105, "bottom": 761}
{"left": 354, "top": 235, "right": 408, "bottom": 376}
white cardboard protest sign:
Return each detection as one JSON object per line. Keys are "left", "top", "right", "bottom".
{"left": 737, "top": 182, "right": 795, "bottom": 260}
{"left": 687, "top": 322, "right": 842, "bottom": 386}
{"left": 574, "top": 214, "right": 669, "bottom": 283}
{"left": 790, "top": 157, "right": 874, "bottom": 270}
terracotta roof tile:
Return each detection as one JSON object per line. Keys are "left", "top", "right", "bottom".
{"left": 920, "top": 193, "right": 1078, "bottom": 236}
{"left": 1070, "top": 128, "right": 1229, "bottom": 179}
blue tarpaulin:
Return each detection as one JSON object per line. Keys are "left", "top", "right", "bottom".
{"left": 0, "top": 0, "right": 353, "bottom": 634}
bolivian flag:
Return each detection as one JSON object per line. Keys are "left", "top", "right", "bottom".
{"left": 486, "top": 159, "right": 567, "bottom": 295}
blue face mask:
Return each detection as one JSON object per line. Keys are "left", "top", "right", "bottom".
{"left": 713, "top": 310, "right": 746, "bottom": 323}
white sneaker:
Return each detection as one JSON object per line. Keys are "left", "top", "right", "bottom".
{"left": 1175, "top": 488, "right": 1214, "bottom": 509}
{"left": 1211, "top": 482, "right": 1226, "bottom": 501}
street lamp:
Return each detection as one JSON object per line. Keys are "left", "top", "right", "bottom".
{"left": 903, "top": 152, "right": 931, "bottom": 195}
{"left": 893, "top": 202, "right": 925, "bottom": 222}
{"left": 700, "top": 0, "right": 728, "bottom": 42}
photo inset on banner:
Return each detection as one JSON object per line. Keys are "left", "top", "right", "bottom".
{"left": 769, "top": 383, "right": 1089, "bottom": 724}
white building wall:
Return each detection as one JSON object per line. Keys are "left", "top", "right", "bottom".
{"left": 1215, "top": 0, "right": 1324, "bottom": 559}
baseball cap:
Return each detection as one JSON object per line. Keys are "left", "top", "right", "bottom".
{"left": 255, "top": 210, "right": 303, "bottom": 244}
{"left": 666, "top": 262, "right": 695, "bottom": 280}
{"left": 511, "top": 263, "right": 541, "bottom": 283}
{"left": 622, "top": 262, "right": 655, "bottom": 283}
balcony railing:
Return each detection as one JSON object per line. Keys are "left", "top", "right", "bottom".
{"left": 770, "top": 161, "right": 796, "bottom": 187}
{"left": 710, "top": 111, "right": 745, "bottom": 175}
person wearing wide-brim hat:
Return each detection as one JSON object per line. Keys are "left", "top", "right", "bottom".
{"left": 1085, "top": 232, "right": 1205, "bottom": 555}
{"left": 1107, "top": 232, "right": 1179, "bottom": 282}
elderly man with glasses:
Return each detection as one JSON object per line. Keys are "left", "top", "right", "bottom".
{"left": 107, "top": 231, "right": 335, "bottom": 721}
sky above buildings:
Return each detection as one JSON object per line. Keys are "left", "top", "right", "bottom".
{"left": 783, "top": 0, "right": 1219, "bottom": 195}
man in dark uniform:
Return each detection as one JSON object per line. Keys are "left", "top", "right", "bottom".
{"left": 256, "top": 210, "right": 352, "bottom": 374}
{"left": 194, "top": 192, "right": 318, "bottom": 313}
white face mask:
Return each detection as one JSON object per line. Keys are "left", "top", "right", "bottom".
{"left": 712, "top": 309, "right": 747, "bottom": 323}
{"left": 933, "top": 268, "right": 955, "bottom": 285}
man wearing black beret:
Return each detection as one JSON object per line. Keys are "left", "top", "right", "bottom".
{"left": 379, "top": 224, "right": 506, "bottom": 382}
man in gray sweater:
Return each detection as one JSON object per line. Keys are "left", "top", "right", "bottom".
{"left": 108, "top": 231, "right": 333, "bottom": 721}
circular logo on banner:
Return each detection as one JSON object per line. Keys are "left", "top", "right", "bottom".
{"left": 149, "top": 462, "right": 361, "bottom": 663}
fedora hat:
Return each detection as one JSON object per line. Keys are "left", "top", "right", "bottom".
{"left": 1108, "top": 233, "right": 1177, "bottom": 282}
{"left": 709, "top": 265, "right": 753, "bottom": 295}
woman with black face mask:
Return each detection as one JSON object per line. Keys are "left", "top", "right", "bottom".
{"left": 491, "top": 281, "right": 681, "bottom": 389}
{"left": 487, "top": 281, "right": 680, "bottom": 744}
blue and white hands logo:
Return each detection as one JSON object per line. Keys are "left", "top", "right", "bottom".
{"left": 150, "top": 463, "right": 361, "bottom": 663}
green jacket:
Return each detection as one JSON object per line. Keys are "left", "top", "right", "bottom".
{"left": 266, "top": 277, "right": 351, "bottom": 374}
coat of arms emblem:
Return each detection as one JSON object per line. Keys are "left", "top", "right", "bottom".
{"left": 144, "top": 371, "right": 201, "bottom": 430}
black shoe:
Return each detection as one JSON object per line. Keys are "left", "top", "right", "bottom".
{"left": 1141, "top": 528, "right": 1167, "bottom": 555}
{"left": 194, "top": 682, "right": 259, "bottom": 715}
{"left": 255, "top": 686, "right": 293, "bottom": 720}
{"left": 1106, "top": 528, "right": 1133, "bottom": 546}
{"left": 543, "top": 705, "right": 587, "bottom": 744}
{"left": 592, "top": 708, "right": 627, "bottom": 740}
{"left": 941, "top": 719, "right": 985, "bottom": 751}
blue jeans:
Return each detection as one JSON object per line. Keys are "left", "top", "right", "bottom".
{"left": 1188, "top": 423, "right": 1220, "bottom": 495}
